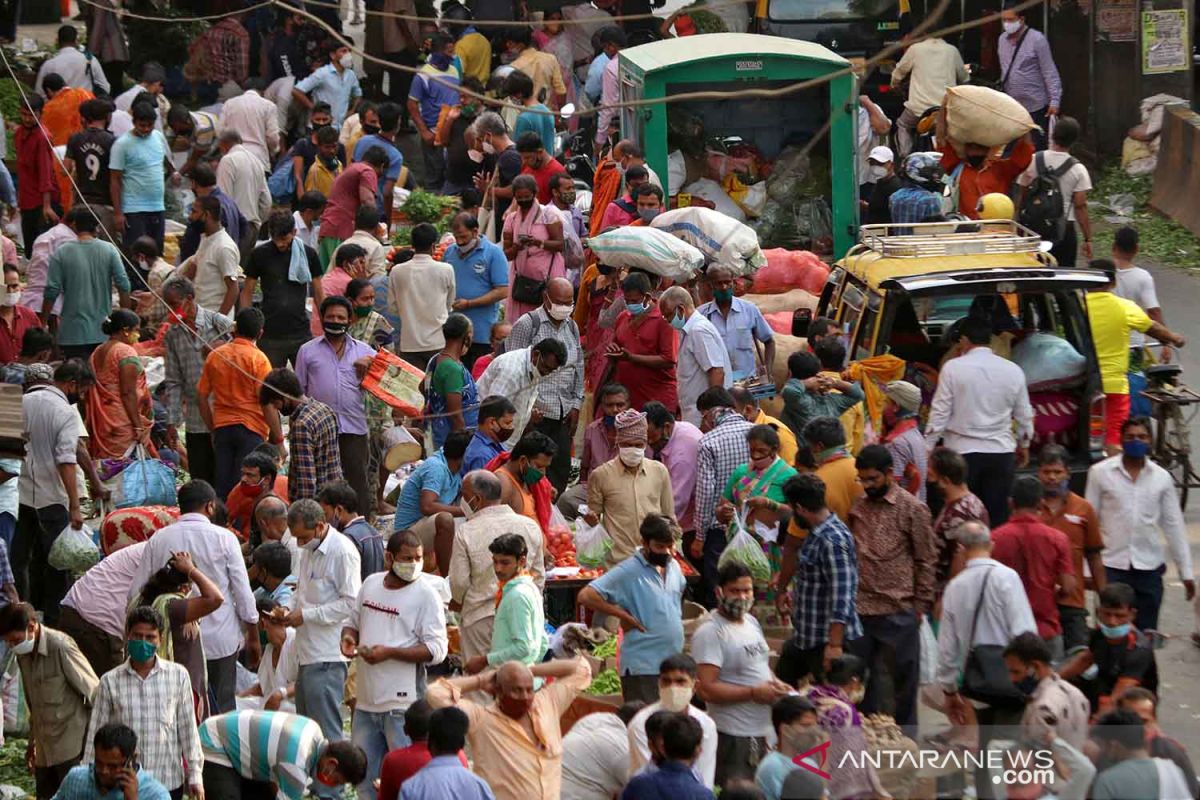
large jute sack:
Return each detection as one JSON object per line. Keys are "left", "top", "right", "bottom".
{"left": 743, "top": 289, "right": 817, "bottom": 315}
{"left": 943, "top": 85, "right": 1038, "bottom": 149}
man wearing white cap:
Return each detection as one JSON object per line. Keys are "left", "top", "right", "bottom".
{"left": 881, "top": 380, "right": 928, "bottom": 502}
{"left": 865, "top": 145, "right": 903, "bottom": 225}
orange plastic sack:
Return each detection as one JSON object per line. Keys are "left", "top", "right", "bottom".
{"left": 753, "top": 249, "right": 830, "bottom": 295}
{"left": 764, "top": 311, "right": 793, "bottom": 336}
{"left": 361, "top": 349, "right": 426, "bottom": 417}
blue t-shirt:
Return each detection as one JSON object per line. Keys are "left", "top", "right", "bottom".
{"left": 394, "top": 451, "right": 462, "bottom": 530}
{"left": 461, "top": 430, "right": 504, "bottom": 476}
{"left": 354, "top": 134, "right": 403, "bottom": 183}
{"left": 109, "top": 129, "right": 168, "bottom": 213}
{"left": 590, "top": 550, "right": 686, "bottom": 676}
{"left": 445, "top": 237, "right": 508, "bottom": 335}
{"left": 295, "top": 64, "right": 362, "bottom": 127}
{"left": 54, "top": 764, "right": 171, "bottom": 800}
{"left": 408, "top": 63, "right": 461, "bottom": 128}
{"left": 514, "top": 104, "right": 555, "bottom": 155}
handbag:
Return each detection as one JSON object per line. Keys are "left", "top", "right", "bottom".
{"left": 511, "top": 273, "right": 548, "bottom": 306}
{"left": 960, "top": 568, "right": 1026, "bottom": 708}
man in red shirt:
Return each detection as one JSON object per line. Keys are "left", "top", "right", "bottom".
{"left": 937, "top": 114, "right": 1033, "bottom": 219}
{"left": 14, "top": 95, "right": 62, "bottom": 260}
{"left": 516, "top": 131, "right": 566, "bottom": 204}
{"left": 608, "top": 270, "right": 678, "bottom": 413}
{"left": 377, "top": 699, "right": 468, "bottom": 800}
{"left": 991, "top": 474, "right": 1076, "bottom": 662}
{"left": 0, "top": 266, "right": 43, "bottom": 363}
{"left": 316, "top": 147, "right": 389, "bottom": 271}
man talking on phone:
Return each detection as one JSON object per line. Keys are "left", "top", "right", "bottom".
{"left": 53, "top": 723, "right": 171, "bottom": 799}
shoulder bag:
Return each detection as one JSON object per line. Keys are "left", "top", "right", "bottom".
{"left": 960, "top": 568, "right": 1026, "bottom": 709}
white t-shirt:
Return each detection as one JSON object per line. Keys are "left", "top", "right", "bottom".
{"left": 689, "top": 613, "right": 774, "bottom": 737}
{"left": 561, "top": 712, "right": 630, "bottom": 800}
{"left": 350, "top": 574, "right": 449, "bottom": 712}
{"left": 628, "top": 701, "right": 719, "bottom": 788}
{"left": 190, "top": 229, "right": 241, "bottom": 315}
{"left": 1115, "top": 265, "right": 1160, "bottom": 348}
{"left": 258, "top": 627, "right": 299, "bottom": 699}
{"left": 1017, "top": 150, "right": 1092, "bottom": 221}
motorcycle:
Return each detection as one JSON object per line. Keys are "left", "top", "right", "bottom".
{"left": 554, "top": 103, "right": 596, "bottom": 189}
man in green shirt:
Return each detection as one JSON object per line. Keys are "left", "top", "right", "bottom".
{"left": 43, "top": 206, "right": 132, "bottom": 360}
{"left": 462, "top": 533, "right": 547, "bottom": 675}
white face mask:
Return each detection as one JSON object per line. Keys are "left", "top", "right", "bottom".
{"left": 547, "top": 303, "right": 573, "bottom": 321}
{"left": 11, "top": 635, "right": 34, "bottom": 656}
{"left": 618, "top": 447, "right": 644, "bottom": 468}
{"left": 482, "top": 140, "right": 497, "bottom": 155}
{"left": 339, "top": 53, "right": 354, "bottom": 69}
{"left": 391, "top": 560, "right": 421, "bottom": 582}
{"left": 1, "top": 292, "right": 17, "bottom": 307}
{"left": 467, "top": 148, "right": 484, "bottom": 163}
{"left": 868, "top": 164, "right": 888, "bottom": 181}
{"left": 1002, "top": 19, "right": 1021, "bottom": 34}
{"left": 303, "top": 537, "right": 321, "bottom": 551}
{"left": 460, "top": 497, "right": 476, "bottom": 519}
{"left": 847, "top": 685, "right": 866, "bottom": 705}
{"left": 659, "top": 684, "right": 693, "bottom": 712}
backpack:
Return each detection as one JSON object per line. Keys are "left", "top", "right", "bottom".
{"left": 267, "top": 154, "right": 297, "bottom": 204}
{"left": 1018, "top": 152, "right": 1078, "bottom": 243}
{"left": 304, "top": 156, "right": 343, "bottom": 197}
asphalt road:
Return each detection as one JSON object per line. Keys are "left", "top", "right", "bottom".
{"left": 1131, "top": 261, "right": 1200, "bottom": 756}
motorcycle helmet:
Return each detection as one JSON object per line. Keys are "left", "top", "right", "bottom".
{"left": 902, "top": 152, "right": 945, "bottom": 192}
{"left": 976, "top": 192, "right": 1015, "bottom": 221}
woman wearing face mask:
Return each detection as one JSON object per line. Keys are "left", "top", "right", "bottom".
{"left": 715, "top": 424, "right": 798, "bottom": 625}
{"left": 135, "top": 551, "right": 225, "bottom": 723}
{"left": 799, "top": 653, "right": 892, "bottom": 800}
{"left": 424, "top": 313, "right": 479, "bottom": 449}
{"left": 606, "top": 270, "right": 679, "bottom": 414}
{"left": 87, "top": 309, "right": 156, "bottom": 458}
{"left": 502, "top": 174, "right": 565, "bottom": 321}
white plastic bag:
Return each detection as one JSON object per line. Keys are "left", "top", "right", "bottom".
{"left": 649, "top": 206, "right": 766, "bottom": 276}
{"left": 681, "top": 177, "right": 747, "bottom": 221}
{"left": 717, "top": 511, "right": 771, "bottom": 582}
{"left": 587, "top": 226, "right": 705, "bottom": 281}
{"left": 919, "top": 615, "right": 938, "bottom": 685}
{"left": 48, "top": 523, "right": 99, "bottom": 573}
{"left": 575, "top": 518, "right": 612, "bottom": 568}
{"left": 1011, "top": 332, "right": 1087, "bottom": 390}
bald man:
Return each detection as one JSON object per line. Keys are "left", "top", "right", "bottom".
{"left": 427, "top": 657, "right": 594, "bottom": 800}
{"left": 660, "top": 286, "right": 732, "bottom": 428}
{"left": 506, "top": 277, "right": 584, "bottom": 494}
{"left": 448, "top": 470, "right": 545, "bottom": 661}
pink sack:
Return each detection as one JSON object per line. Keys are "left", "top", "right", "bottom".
{"left": 764, "top": 311, "right": 793, "bottom": 336}
{"left": 752, "top": 249, "right": 829, "bottom": 295}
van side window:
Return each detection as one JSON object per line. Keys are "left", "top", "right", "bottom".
{"left": 853, "top": 292, "right": 883, "bottom": 361}
{"left": 838, "top": 280, "right": 867, "bottom": 347}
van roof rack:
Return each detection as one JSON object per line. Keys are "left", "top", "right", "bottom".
{"left": 858, "top": 219, "right": 1045, "bottom": 258}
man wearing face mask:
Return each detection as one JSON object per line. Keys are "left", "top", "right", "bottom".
{"left": 627, "top": 654, "right": 719, "bottom": 788}
{"left": 698, "top": 265, "right": 776, "bottom": 384}
{"left": 470, "top": 112, "right": 522, "bottom": 232}
{"left": 660, "top": 286, "right": 731, "bottom": 428}
{"left": 556, "top": 383, "right": 630, "bottom": 520}
{"left": 506, "top": 277, "right": 583, "bottom": 494}
{"left": 1035, "top": 444, "right": 1104, "bottom": 653}
{"left": 341, "top": 529, "right": 447, "bottom": 800}
{"left": 1002, "top": 632, "right": 1091, "bottom": 749}
{"left": 597, "top": 166, "right": 650, "bottom": 230}
{"left": 318, "top": 479, "right": 385, "bottom": 581}
{"left": 608, "top": 271, "right": 678, "bottom": 413}
{"left": 865, "top": 146, "right": 903, "bottom": 224}
{"left": 84, "top": 606, "right": 204, "bottom": 800}
{"left": 259, "top": 367, "right": 343, "bottom": 503}
{"left": 432, "top": 659, "right": 596, "bottom": 795}
{"left": 449, "top": 470, "right": 545, "bottom": 664}
{"left": 584, "top": 410, "right": 677, "bottom": 566}
{"left": 476, "top": 338, "right": 568, "bottom": 451}
{"left": 293, "top": 45, "right": 363, "bottom": 129}
{"left": 846, "top": 445, "right": 935, "bottom": 729}
{"left": 1086, "top": 416, "right": 1194, "bottom": 633}
{"left": 516, "top": 132, "right": 567, "bottom": 205}
{"left": 0, "top": 601, "right": 99, "bottom": 799}
{"left": 462, "top": 396, "right": 518, "bottom": 475}
{"left": 226, "top": 451, "right": 287, "bottom": 542}
{"left": 580, "top": 514, "right": 686, "bottom": 703}
{"left": 461, "top": 533, "right": 550, "bottom": 677}
{"left": 692, "top": 563, "right": 792, "bottom": 786}
{"left": 407, "top": 33, "right": 460, "bottom": 191}
{"left": 447, "top": 212, "right": 510, "bottom": 370}
{"left": 936, "top": 109, "right": 1034, "bottom": 219}
{"left": 997, "top": 0, "right": 1062, "bottom": 150}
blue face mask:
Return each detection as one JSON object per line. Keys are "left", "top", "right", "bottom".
{"left": 127, "top": 639, "right": 157, "bottom": 663}
{"left": 669, "top": 310, "right": 686, "bottom": 331}
{"left": 626, "top": 301, "right": 648, "bottom": 315}
{"left": 1123, "top": 440, "right": 1151, "bottom": 459}
{"left": 1099, "top": 622, "right": 1132, "bottom": 639}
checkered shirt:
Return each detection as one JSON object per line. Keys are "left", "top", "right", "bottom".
{"left": 791, "top": 513, "right": 863, "bottom": 648}
{"left": 289, "top": 398, "right": 343, "bottom": 502}
{"left": 694, "top": 411, "right": 753, "bottom": 536}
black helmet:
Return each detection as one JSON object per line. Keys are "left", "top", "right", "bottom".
{"left": 902, "top": 152, "right": 945, "bottom": 192}
{"left": 441, "top": 1, "right": 472, "bottom": 25}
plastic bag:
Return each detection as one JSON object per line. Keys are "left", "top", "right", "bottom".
{"left": 575, "top": 518, "right": 612, "bottom": 568}
{"left": 1011, "top": 332, "right": 1087, "bottom": 391}
{"left": 48, "top": 523, "right": 99, "bottom": 573}
{"left": 109, "top": 446, "right": 177, "bottom": 509}
{"left": 919, "top": 615, "right": 938, "bottom": 685}
{"left": 680, "top": 177, "right": 746, "bottom": 222}
{"left": 717, "top": 512, "right": 771, "bottom": 582}
{"left": 649, "top": 206, "right": 766, "bottom": 276}
{"left": 587, "top": 226, "right": 705, "bottom": 281}
{"left": 753, "top": 249, "right": 830, "bottom": 295}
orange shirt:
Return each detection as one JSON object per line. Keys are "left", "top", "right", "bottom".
{"left": 1038, "top": 492, "right": 1102, "bottom": 609}
{"left": 226, "top": 476, "right": 289, "bottom": 541}
{"left": 44, "top": 87, "right": 92, "bottom": 213}
{"left": 196, "top": 337, "right": 273, "bottom": 438}
{"left": 940, "top": 137, "right": 1034, "bottom": 218}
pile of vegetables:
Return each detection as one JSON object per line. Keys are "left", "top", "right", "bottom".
{"left": 547, "top": 527, "right": 578, "bottom": 569}
{"left": 717, "top": 526, "right": 772, "bottom": 582}
{"left": 585, "top": 667, "right": 622, "bottom": 696}
{"left": 591, "top": 635, "right": 618, "bottom": 660}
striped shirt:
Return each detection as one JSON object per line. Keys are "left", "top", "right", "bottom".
{"left": 694, "top": 411, "right": 753, "bottom": 536}
{"left": 200, "top": 711, "right": 325, "bottom": 800}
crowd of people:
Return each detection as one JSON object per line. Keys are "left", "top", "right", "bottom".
{"left": 0, "top": 0, "right": 1193, "bottom": 799}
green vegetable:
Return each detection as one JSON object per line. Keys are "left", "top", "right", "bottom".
{"left": 1090, "top": 164, "right": 1200, "bottom": 269}
{"left": 585, "top": 667, "right": 622, "bottom": 696}
{"left": 400, "top": 190, "right": 457, "bottom": 225}
{"left": 591, "top": 636, "right": 618, "bottom": 660}
{"left": 717, "top": 526, "right": 772, "bottom": 582}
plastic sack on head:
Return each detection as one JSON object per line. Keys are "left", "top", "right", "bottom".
{"left": 587, "top": 226, "right": 705, "bottom": 281}
{"left": 649, "top": 206, "right": 766, "bottom": 277}
{"left": 752, "top": 249, "right": 830, "bottom": 295}
{"left": 943, "top": 85, "right": 1037, "bottom": 151}
{"left": 716, "top": 510, "right": 771, "bottom": 582}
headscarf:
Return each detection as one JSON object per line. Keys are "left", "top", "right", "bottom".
{"left": 614, "top": 409, "right": 648, "bottom": 444}
{"left": 23, "top": 363, "right": 54, "bottom": 386}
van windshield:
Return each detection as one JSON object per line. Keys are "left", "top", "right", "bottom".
{"left": 768, "top": 0, "right": 897, "bottom": 21}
